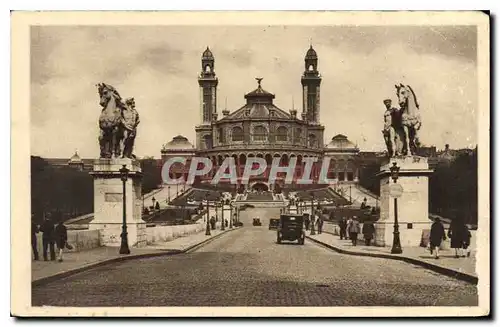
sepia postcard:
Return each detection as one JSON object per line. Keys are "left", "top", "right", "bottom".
{"left": 11, "top": 11, "right": 490, "bottom": 317}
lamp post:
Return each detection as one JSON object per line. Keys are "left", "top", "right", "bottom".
{"left": 221, "top": 199, "right": 225, "bottom": 230}
{"left": 229, "top": 202, "right": 233, "bottom": 228}
{"left": 176, "top": 183, "right": 179, "bottom": 196}
{"left": 310, "top": 192, "right": 316, "bottom": 235}
{"left": 167, "top": 186, "right": 171, "bottom": 203}
{"left": 205, "top": 193, "right": 211, "bottom": 236}
{"left": 390, "top": 162, "right": 403, "bottom": 254}
{"left": 119, "top": 165, "right": 130, "bottom": 255}
{"left": 152, "top": 196, "right": 156, "bottom": 210}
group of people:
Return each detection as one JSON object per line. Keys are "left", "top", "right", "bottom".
{"left": 32, "top": 213, "right": 68, "bottom": 262}
{"left": 429, "top": 217, "right": 472, "bottom": 259}
{"left": 304, "top": 211, "right": 324, "bottom": 234}
{"left": 338, "top": 216, "right": 376, "bottom": 246}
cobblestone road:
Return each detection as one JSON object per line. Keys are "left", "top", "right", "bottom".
{"left": 32, "top": 209, "right": 478, "bottom": 306}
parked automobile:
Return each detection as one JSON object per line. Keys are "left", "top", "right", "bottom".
{"left": 268, "top": 218, "right": 279, "bottom": 230}
{"left": 252, "top": 218, "right": 262, "bottom": 226}
{"left": 277, "top": 214, "right": 305, "bottom": 245}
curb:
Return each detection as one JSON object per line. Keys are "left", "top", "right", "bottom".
{"left": 306, "top": 236, "right": 478, "bottom": 285}
{"left": 32, "top": 228, "right": 238, "bottom": 287}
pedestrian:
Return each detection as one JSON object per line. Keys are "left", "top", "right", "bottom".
{"left": 339, "top": 217, "right": 347, "bottom": 240}
{"left": 210, "top": 216, "right": 216, "bottom": 230}
{"left": 317, "top": 213, "right": 324, "bottom": 234}
{"left": 225, "top": 219, "right": 228, "bottom": 227}
{"left": 362, "top": 220, "right": 375, "bottom": 246}
{"left": 54, "top": 220, "right": 68, "bottom": 262}
{"left": 155, "top": 201, "right": 160, "bottom": 211}
{"left": 304, "top": 215, "right": 310, "bottom": 231}
{"left": 346, "top": 217, "right": 353, "bottom": 240}
{"left": 463, "top": 224, "right": 472, "bottom": 258}
{"left": 39, "top": 213, "right": 56, "bottom": 261}
{"left": 429, "top": 218, "right": 446, "bottom": 259}
{"left": 348, "top": 216, "right": 360, "bottom": 246}
{"left": 31, "top": 215, "right": 39, "bottom": 261}
{"left": 448, "top": 217, "right": 467, "bottom": 258}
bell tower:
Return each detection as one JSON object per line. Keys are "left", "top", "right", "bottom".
{"left": 198, "top": 47, "right": 218, "bottom": 124}
{"left": 301, "top": 45, "right": 322, "bottom": 124}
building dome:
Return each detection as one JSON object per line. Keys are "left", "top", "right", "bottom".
{"left": 68, "top": 150, "right": 83, "bottom": 163}
{"left": 326, "top": 134, "right": 358, "bottom": 152}
{"left": 162, "top": 135, "right": 194, "bottom": 151}
{"left": 202, "top": 47, "right": 214, "bottom": 59}
{"left": 305, "top": 45, "right": 318, "bottom": 59}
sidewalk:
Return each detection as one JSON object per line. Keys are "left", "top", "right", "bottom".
{"left": 307, "top": 232, "right": 477, "bottom": 284}
{"left": 32, "top": 227, "right": 234, "bottom": 285}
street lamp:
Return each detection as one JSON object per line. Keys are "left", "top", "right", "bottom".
{"left": 390, "top": 162, "right": 403, "bottom": 254}
{"left": 229, "top": 202, "right": 233, "bottom": 228}
{"left": 167, "top": 186, "right": 171, "bottom": 203}
{"left": 310, "top": 192, "right": 316, "bottom": 235}
{"left": 221, "top": 199, "right": 225, "bottom": 230}
{"left": 119, "top": 164, "right": 130, "bottom": 255}
{"left": 205, "top": 193, "right": 211, "bottom": 236}
{"left": 152, "top": 196, "right": 156, "bottom": 210}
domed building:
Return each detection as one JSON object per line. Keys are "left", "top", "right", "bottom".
{"left": 161, "top": 46, "right": 363, "bottom": 191}
{"left": 161, "top": 135, "right": 196, "bottom": 181}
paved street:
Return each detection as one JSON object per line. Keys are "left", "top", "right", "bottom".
{"left": 32, "top": 208, "right": 478, "bottom": 307}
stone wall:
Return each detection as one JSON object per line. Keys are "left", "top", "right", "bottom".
{"left": 146, "top": 222, "right": 210, "bottom": 245}
{"left": 35, "top": 229, "right": 101, "bottom": 254}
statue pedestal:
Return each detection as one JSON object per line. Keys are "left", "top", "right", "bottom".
{"left": 374, "top": 156, "right": 433, "bottom": 248}
{"left": 89, "top": 158, "right": 146, "bottom": 248}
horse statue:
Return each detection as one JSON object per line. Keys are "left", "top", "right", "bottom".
{"left": 97, "top": 83, "right": 125, "bottom": 158}
{"left": 395, "top": 83, "right": 422, "bottom": 156}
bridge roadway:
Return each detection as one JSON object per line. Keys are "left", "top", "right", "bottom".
{"left": 32, "top": 207, "right": 477, "bottom": 307}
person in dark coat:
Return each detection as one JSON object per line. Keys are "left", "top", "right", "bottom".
{"left": 304, "top": 215, "right": 310, "bottom": 231}
{"left": 463, "top": 225, "right": 472, "bottom": 257}
{"left": 54, "top": 220, "right": 68, "bottom": 262}
{"left": 362, "top": 220, "right": 375, "bottom": 246}
{"left": 339, "top": 217, "right": 348, "bottom": 240}
{"left": 31, "top": 215, "right": 39, "bottom": 260}
{"left": 210, "top": 216, "right": 216, "bottom": 230}
{"left": 429, "top": 218, "right": 446, "bottom": 259}
{"left": 448, "top": 217, "right": 466, "bottom": 258}
{"left": 317, "top": 214, "right": 324, "bottom": 234}
{"left": 39, "top": 214, "right": 56, "bottom": 261}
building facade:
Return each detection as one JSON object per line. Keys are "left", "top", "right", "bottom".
{"left": 162, "top": 46, "right": 364, "bottom": 191}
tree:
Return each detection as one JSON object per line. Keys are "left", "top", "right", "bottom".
{"left": 140, "top": 158, "right": 162, "bottom": 195}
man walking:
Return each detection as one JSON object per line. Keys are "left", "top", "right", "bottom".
{"left": 55, "top": 220, "right": 68, "bottom": 262}
{"left": 362, "top": 220, "right": 375, "bottom": 246}
{"left": 31, "top": 215, "right": 39, "bottom": 260}
{"left": 317, "top": 213, "right": 324, "bottom": 234}
{"left": 339, "top": 217, "right": 347, "bottom": 240}
{"left": 40, "top": 213, "right": 56, "bottom": 261}
{"left": 348, "top": 216, "right": 360, "bottom": 246}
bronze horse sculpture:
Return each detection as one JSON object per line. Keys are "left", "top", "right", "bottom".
{"left": 395, "top": 83, "right": 422, "bottom": 156}
{"left": 97, "top": 83, "right": 126, "bottom": 158}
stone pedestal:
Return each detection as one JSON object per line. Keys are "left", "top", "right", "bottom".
{"left": 89, "top": 158, "right": 146, "bottom": 248}
{"left": 374, "top": 156, "right": 433, "bottom": 248}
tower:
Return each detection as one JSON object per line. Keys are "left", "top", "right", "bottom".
{"left": 198, "top": 47, "right": 218, "bottom": 124}
{"left": 301, "top": 45, "right": 322, "bottom": 124}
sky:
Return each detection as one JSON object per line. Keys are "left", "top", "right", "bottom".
{"left": 30, "top": 25, "right": 478, "bottom": 159}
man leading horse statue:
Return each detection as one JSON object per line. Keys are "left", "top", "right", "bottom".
{"left": 382, "top": 83, "right": 422, "bottom": 157}
{"left": 97, "top": 83, "right": 140, "bottom": 159}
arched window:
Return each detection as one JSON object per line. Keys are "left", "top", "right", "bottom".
{"left": 205, "top": 65, "right": 211, "bottom": 73}
{"left": 308, "top": 134, "right": 317, "bottom": 148}
{"left": 276, "top": 126, "right": 288, "bottom": 142}
{"left": 295, "top": 128, "right": 302, "bottom": 144}
{"left": 253, "top": 125, "right": 268, "bottom": 141}
{"left": 232, "top": 126, "right": 244, "bottom": 142}
{"left": 218, "top": 128, "right": 225, "bottom": 144}
{"left": 308, "top": 64, "right": 314, "bottom": 71}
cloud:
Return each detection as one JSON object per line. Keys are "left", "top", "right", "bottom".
{"left": 30, "top": 25, "right": 478, "bottom": 158}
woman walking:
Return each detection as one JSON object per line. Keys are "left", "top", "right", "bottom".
{"left": 429, "top": 218, "right": 446, "bottom": 259}
{"left": 54, "top": 220, "right": 68, "bottom": 262}
{"left": 448, "top": 217, "right": 467, "bottom": 258}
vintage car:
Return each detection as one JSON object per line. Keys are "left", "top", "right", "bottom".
{"left": 277, "top": 214, "right": 305, "bottom": 245}
{"left": 252, "top": 218, "right": 262, "bottom": 226}
{"left": 268, "top": 218, "right": 280, "bottom": 230}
